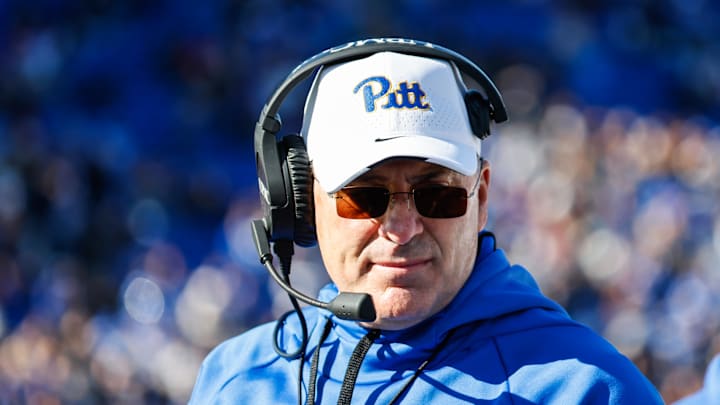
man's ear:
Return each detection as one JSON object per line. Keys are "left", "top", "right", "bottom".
{"left": 476, "top": 159, "right": 491, "bottom": 232}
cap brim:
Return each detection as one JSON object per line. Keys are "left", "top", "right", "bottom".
{"left": 313, "top": 135, "right": 479, "bottom": 193}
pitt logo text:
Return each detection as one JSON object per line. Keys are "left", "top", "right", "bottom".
{"left": 353, "top": 76, "right": 431, "bottom": 112}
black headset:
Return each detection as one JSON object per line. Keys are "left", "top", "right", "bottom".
{"left": 253, "top": 38, "right": 508, "bottom": 250}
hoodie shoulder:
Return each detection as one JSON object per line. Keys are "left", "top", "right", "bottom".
{"left": 189, "top": 322, "right": 278, "bottom": 403}
{"left": 490, "top": 313, "right": 664, "bottom": 404}
{"left": 189, "top": 308, "right": 322, "bottom": 404}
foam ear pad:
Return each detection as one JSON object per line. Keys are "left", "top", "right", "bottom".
{"left": 282, "top": 135, "right": 316, "bottom": 247}
{"left": 464, "top": 89, "right": 491, "bottom": 140}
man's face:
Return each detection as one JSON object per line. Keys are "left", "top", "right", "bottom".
{"left": 313, "top": 158, "right": 491, "bottom": 330}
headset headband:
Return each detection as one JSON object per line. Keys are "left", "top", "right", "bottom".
{"left": 254, "top": 38, "right": 508, "bottom": 243}
{"left": 256, "top": 38, "right": 507, "bottom": 136}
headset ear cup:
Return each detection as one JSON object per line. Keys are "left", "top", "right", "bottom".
{"left": 282, "top": 135, "right": 317, "bottom": 247}
{"left": 464, "top": 89, "right": 491, "bottom": 140}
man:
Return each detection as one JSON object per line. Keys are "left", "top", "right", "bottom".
{"left": 190, "top": 40, "right": 663, "bottom": 404}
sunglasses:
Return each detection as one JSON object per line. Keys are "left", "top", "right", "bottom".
{"left": 331, "top": 174, "right": 482, "bottom": 219}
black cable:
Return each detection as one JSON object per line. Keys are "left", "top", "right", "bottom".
{"left": 270, "top": 240, "right": 310, "bottom": 405}
{"left": 387, "top": 329, "right": 457, "bottom": 404}
{"left": 305, "top": 319, "right": 333, "bottom": 405}
{"left": 271, "top": 242, "right": 309, "bottom": 360}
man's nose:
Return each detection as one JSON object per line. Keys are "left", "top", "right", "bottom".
{"left": 388, "top": 191, "right": 414, "bottom": 211}
{"left": 379, "top": 192, "right": 424, "bottom": 245}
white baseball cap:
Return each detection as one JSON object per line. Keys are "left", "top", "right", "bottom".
{"left": 300, "top": 51, "right": 481, "bottom": 193}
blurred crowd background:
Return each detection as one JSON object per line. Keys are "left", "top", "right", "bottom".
{"left": 1, "top": 0, "right": 719, "bottom": 403}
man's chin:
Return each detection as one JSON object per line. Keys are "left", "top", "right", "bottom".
{"left": 360, "top": 294, "right": 431, "bottom": 330}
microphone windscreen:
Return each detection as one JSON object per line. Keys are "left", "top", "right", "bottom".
{"left": 327, "top": 293, "right": 376, "bottom": 322}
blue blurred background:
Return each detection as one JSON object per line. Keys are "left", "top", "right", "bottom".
{"left": 1, "top": 0, "right": 719, "bottom": 403}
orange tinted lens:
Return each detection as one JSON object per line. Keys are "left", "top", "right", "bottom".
{"left": 413, "top": 186, "right": 468, "bottom": 218}
{"left": 335, "top": 187, "right": 389, "bottom": 219}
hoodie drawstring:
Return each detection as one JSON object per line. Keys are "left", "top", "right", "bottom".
{"left": 304, "top": 319, "right": 380, "bottom": 405}
{"left": 338, "top": 328, "right": 380, "bottom": 405}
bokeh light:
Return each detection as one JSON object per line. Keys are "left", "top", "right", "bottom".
{"left": 123, "top": 276, "right": 165, "bottom": 324}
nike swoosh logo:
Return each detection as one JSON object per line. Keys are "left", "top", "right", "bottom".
{"left": 374, "top": 136, "right": 405, "bottom": 142}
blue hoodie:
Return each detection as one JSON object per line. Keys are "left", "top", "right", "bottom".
{"left": 190, "top": 233, "right": 663, "bottom": 404}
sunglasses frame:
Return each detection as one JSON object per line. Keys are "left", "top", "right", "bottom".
{"left": 328, "top": 165, "right": 484, "bottom": 219}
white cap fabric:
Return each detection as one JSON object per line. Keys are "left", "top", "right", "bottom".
{"left": 300, "top": 51, "right": 480, "bottom": 193}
